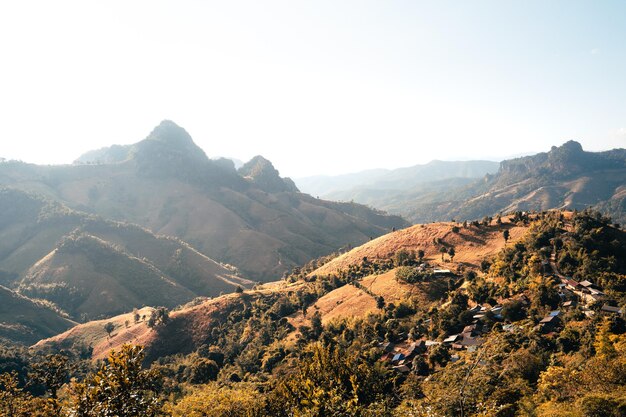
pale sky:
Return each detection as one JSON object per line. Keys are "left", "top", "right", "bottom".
{"left": 0, "top": 1, "right": 625, "bottom": 177}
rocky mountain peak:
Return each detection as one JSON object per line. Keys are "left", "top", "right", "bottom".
{"left": 239, "top": 155, "right": 299, "bottom": 193}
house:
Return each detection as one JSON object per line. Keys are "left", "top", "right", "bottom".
{"left": 490, "top": 305, "right": 503, "bottom": 319}
{"left": 443, "top": 334, "right": 461, "bottom": 345}
{"left": 460, "top": 335, "right": 484, "bottom": 347}
{"left": 392, "top": 353, "right": 405, "bottom": 363}
{"left": 565, "top": 280, "right": 581, "bottom": 291}
{"left": 579, "top": 280, "right": 595, "bottom": 290}
{"left": 549, "top": 310, "right": 560, "bottom": 317}
{"left": 433, "top": 269, "right": 452, "bottom": 275}
{"left": 425, "top": 340, "right": 440, "bottom": 347}
{"left": 562, "top": 300, "right": 578, "bottom": 309}
{"left": 538, "top": 315, "right": 561, "bottom": 333}
{"left": 462, "top": 324, "right": 482, "bottom": 337}
{"left": 468, "top": 305, "right": 482, "bottom": 314}
{"left": 601, "top": 305, "right": 624, "bottom": 315}
{"left": 406, "top": 341, "right": 426, "bottom": 357}
{"left": 380, "top": 342, "right": 395, "bottom": 353}
{"left": 392, "top": 365, "right": 411, "bottom": 373}
{"left": 580, "top": 292, "right": 605, "bottom": 304}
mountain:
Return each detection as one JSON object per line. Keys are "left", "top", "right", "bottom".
{"left": 0, "top": 121, "right": 408, "bottom": 282}
{"left": 397, "top": 141, "right": 626, "bottom": 224}
{"left": 0, "top": 285, "right": 75, "bottom": 345}
{"left": 0, "top": 188, "right": 252, "bottom": 320}
{"left": 296, "top": 160, "right": 500, "bottom": 199}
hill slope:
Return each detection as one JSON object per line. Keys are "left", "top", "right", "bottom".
{"left": 0, "top": 121, "right": 408, "bottom": 281}
{"left": 35, "top": 215, "right": 529, "bottom": 360}
{"left": 0, "top": 285, "right": 75, "bottom": 345}
{"left": 0, "top": 188, "right": 251, "bottom": 320}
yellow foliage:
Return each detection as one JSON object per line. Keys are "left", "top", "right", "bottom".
{"left": 166, "top": 382, "right": 265, "bottom": 417}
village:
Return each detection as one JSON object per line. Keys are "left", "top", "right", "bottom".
{"left": 379, "top": 255, "right": 624, "bottom": 374}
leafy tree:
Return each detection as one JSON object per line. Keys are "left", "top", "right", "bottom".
{"left": 29, "top": 353, "right": 69, "bottom": 415}
{"left": 501, "top": 299, "right": 526, "bottom": 322}
{"left": 104, "top": 322, "right": 114, "bottom": 338}
{"left": 271, "top": 342, "right": 393, "bottom": 416}
{"left": 440, "top": 246, "right": 447, "bottom": 262}
{"left": 448, "top": 247, "right": 456, "bottom": 262}
{"left": 503, "top": 229, "right": 510, "bottom": 244}
{"left": 70, "top": 345, "right": 163, "bottom": 417}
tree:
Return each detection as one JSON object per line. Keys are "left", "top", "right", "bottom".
{"left": 310, "top": 311, "right": 323, "bottom": 340}
{"left": 147, "top": 307, "right": 170, "bottom": 329}
{"left": 235, "top": 285, "right": 244, "bottom": 294}
{"left": 70, "top": 345, "right": 163, "bottom": 417}
{"left": 448, "top": 247, "right": 456, "bottom": 262}
{"left": 0, "top": 371, "right": 28, "bottom": 417}
{"left": 376, "top": 296, "right": 385, "bottom": 309}
{"left": 503, "top": 229, "right": 510, "bottom": 244}
{"left": 104, "top": 322, "right": 114, "bottom": 338}
{"left": 440, "top": 247, "right": 447, "bottom": 262}
{"left": 394, "top": 249, "right": 415, "bottom": 266}
{"left": 417, "top": 249, "right": 425, "bottom": 262}
{"left": 30, "top": 354, "right": 69, "bottom": 411}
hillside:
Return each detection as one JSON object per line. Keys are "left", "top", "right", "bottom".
{"left": 311, "top": 216, "right": 528, "bottom": 276}
{"left": 0, "top": 188, "right": 252, "bottom": 320}
{"left": 0, "top": 285, "right": 75, "bottom": 345}
{"left": 35, "top": 214, "right": 529, "bottom": 360}
{"left": 0, "top": 121, "right": 408, "bottom": 281}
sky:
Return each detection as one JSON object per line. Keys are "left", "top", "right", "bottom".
{"left": 0, "top": 1, "right": 625, "bottom": 177}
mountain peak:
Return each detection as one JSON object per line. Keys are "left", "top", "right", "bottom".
{"left": 239, "top": 155, "right": 299, "bottom": 193}
{"left": 551, "top": 140, "right": 584, "bottom": 154}
{"left": 144, "top": 120, "right": 199, "bottom": 150}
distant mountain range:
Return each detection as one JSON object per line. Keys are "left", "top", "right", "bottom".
{"left": 297, "top": 160, "right": 500, "bottom": 198}
{"left": 296, "top": 141, "right": 626, "bottom": 225}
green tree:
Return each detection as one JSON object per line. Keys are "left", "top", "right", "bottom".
{"left": 448, "top": 247, "right": 456, "bottom": 262}
{"left": 70, "top": 345, "right": 163, "bottom": 417}
{"left": 104, "top": 322, "right": 114, "bottom": 338}
{"left": 440, "top": 246, "right": 447, "bottom": 262}
{"left": 503, "top": 229, "right": 510, "bottom": 244}
{"left": 30, "top": 354, "right": 69, "bottom": 415}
